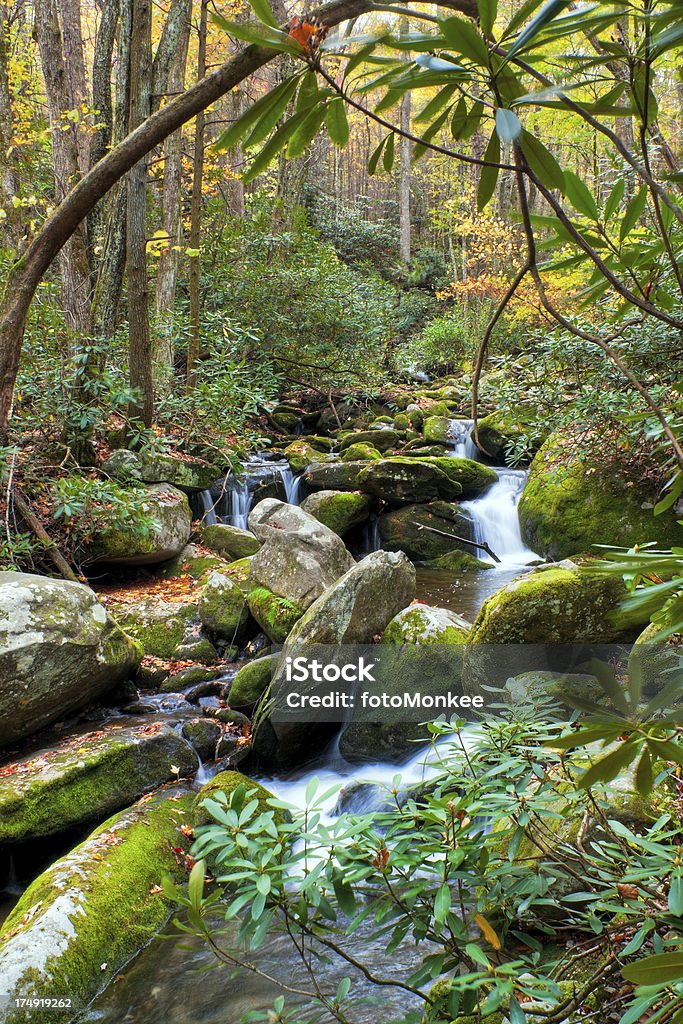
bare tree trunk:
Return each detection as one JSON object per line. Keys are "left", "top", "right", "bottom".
{"left": 0, "top": 8, "right": 20, "bottom": 245}
{"left": 88, "top": 0, "right": 119, "bottom": 260}
{"left": 398, "top": 17, "right": 411, "bottom": 263}
{"left": 34, "top": 0, "right": 92, "bottom": 348}
{"left": 186, "top": 0, "right": 208, "bottom": 391}
{"left": 56, "top": 0, "right": 89, "bottom": 171}
{"left": 154, "top": 14, "right": 190, "bottom": 386}
{"left": 126, "top": 0, "right": 153, "bottom": 426}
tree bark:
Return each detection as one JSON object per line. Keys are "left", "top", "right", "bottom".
{"left": 88, "top": 0, "right": 119, "bottom": 261}
{"left": 126, "top": 0, "right": 153, "bottom": 426}
{"left": 0, "top": 0, "right": 478, "bottom": 437}
{"left": 186, "top": 0, "right": 208, "bottom": 391}
{"left": 0, "top": 8, "right": 20, "bottom": 245}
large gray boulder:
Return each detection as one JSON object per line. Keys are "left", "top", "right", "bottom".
{"left": 248, "top": 499, "right": 354, "bottom": 610}
{"left": 357, "top": 458, "right": 462, "bottom": 505}
{"left": 198, "top": 571, "right": 251, "bottom": 642}
{"left": 0, "top": 573, "right": 141, "bottom": 746}
{"left": 86, "top": 483, "right": 192, "bottom": 566}
{"left": 251, "top": 551, "right": 416, "bottom": 767}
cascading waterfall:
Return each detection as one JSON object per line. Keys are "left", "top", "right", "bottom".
{"left": 197, "top": 455, "right": 304, "bottom": 529}
{"left": 446, "top": 418, "right": 480, "bottom": 461}
{"left": 461, "top": 469, "right": 538, "bottom": 566}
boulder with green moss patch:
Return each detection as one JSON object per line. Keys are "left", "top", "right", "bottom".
{"left": 193, "top": 770, "right": 282, "bottom": 827}
{"left": 382, "top": 604, "right": 471, "bottom": 645}
{"left": 283, "top": 440, "right": 328, "bottom": 473}
{"left": 519, "top": 432, "right": 683, "bottom": 559}
{"left": 305, "top": 461, "right": 368, "bottom": 491}
{"left": 0, "top": 573, "right": 141, "bottom": 747}
{"left": 229, "top": 656, "right": 272, "bottom": 709}
{"left": 339, "top": 429, "right": 401, "bottom": 453}
{"left": 358, "top": 458, "right": 463, "bottom": 505}
{"left": 86, "top": 483, "right": 192, "bottom": 566}
{"left": 470, "top": 410, "right": 545, "bottom": 464}
{"left": 340, "top": 442, "right": 382, "bottom": 462}
{"left": 201, "top": 523, "right": 260, "bottom": 560}
{"left": 379, "top": 501, "right": 475, "bottom": 561}
{"left": 247, "top": 586, "right": 304, "bottom": 643}
{"left": 0, "top": 787, "right": 194, "bottom": 1023}
{"left": 300, "top": 490, "right": 373, "bottom": 536}
{"left": 158, "top": 543, "right": 233, "bottom": 582}
{"left": 419, "top": 457, "right": 497, "bottom": 498}
{"left": 198, "top": 571, "right": 251, "bottom": 643}
{"left": 423, "top": 415, "right": 453, "bottom": 443}
{"left": 107, "top": 597, "right": 200, "bottom": 660}
{"left": 0, "top": 722, "right": 198, "bottom": 843}
{"left": 427, "top": 549, "right": 492, "bottom": 571}
{"left": 102, "top": 448, "right": 216, "bottom": 492}
{"left": 248, "top": 499, "right": 354, "bottom": 609}
{"left": 221, "top": 556, "right": 254, "bottom": 593}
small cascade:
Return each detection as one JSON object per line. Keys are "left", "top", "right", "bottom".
{"left": 278, "top": 465, "right": 303, "bottom": 506}
{"left": 462, "top": 469, "right": 537, "bottom": 567}
{"left": 446, "top": 419, "right": 480, "bottom": 461}
{"left": 219, "top": 454, "right": 304, "bottom": 529}
{"left": 360, "top": 514, "right": 381, "bottom": 555}
{"left": 197, "top": 489, "right": 218, "bottom": 526}
{"left": 226, "top": 477, "right": 252, "bottom": 530}
{"left": 194, "top": 753, "right": 215, "bottom": 787}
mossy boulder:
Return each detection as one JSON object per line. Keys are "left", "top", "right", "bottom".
{"left": 340, "top": 442, "right": 382, "bottom": 462}
{"left": 301, "top": 489, "right": 373, "bottom": 536}
{"left": 193, "top": 770, "right": 281, "bottom": 827}
{"left": 379, "top": 501, "right": 475, "bottom": 561}
{"left": 428, "top": 549, "right": 492, "bottom": 571}
{"left": 180, "top": 717, "right": 221, "bottom": 759}
{"left": 229, "top": 656, "right": 272, "bottom": 709}
{"left": 339, "top": 429, "right": 401, "bottom": 453}
{"left": 393, "top": 412, "right": 410, "bottom": 430}
{"left": 221, "top": 555, "right": 254, "bottom": 593}
{"left": 305, "top": 461, "right": 368, "bottom": 492}
{"left": 0, "top": 788, "right": 194, "bottom": 1022}
{"left": 519, "top": 433, "right": 683, "bottom": 560}
{"left": 0, "top": 722, "right": 198, "bottom": 843}
{"left": 423, "top": 415, "right": 453, "bottom": 444}
{"left": 247, "top": 586, "right": 304, "bottom": 643}
{"left": 0, "top": 573, "right": 141, "bottom": 747}
{"left": 158, "top": 543, "right": 233, "bottom": 582}
{"left": 419, "top": 457, "right": 497, "bottom": 498}
{"left": 101, "top": 448, "right": 216, "bottom": 493}
{"left": 248, "top": 499, "right": 354, "bottom": 610}
{"left": 201, "top": 523, "right": 260, "bottom": 560}
{"left": 198, "top": 571, "right": 251, "bottom": 643}
{"left": 470, "top": 410, "right": 544, "bottom": 464}
{"left": 283, "top": 440, "right": 327, "bottom": 473}
{"left": 86, "top": 483, "right": 192, "bottom": 566}
{"left": 381, "top": 604, "right": 471, "bottom": 645}
{"left": 357, "top": 458, "right": 463, "bottom": 505}
{"left": 108, "top": 597, "right": 200, "bottom": 660}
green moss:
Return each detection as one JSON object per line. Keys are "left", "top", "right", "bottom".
{"left": 421, "top": 457, "right": 497, "bottom": 498}
{"left": 358, "top": 458, "right": 462, "bottom": 504}
{"left": 382, "top": 605, "right": 469, "bottom": 645}
{"left": 519, "top": 432, "right": 683, "bottom": 560}
{"left": 159, "top": 545, "right": 233, "bottom": 582}
{"left": 199, "top": 571, "right": 251, "bottom": 641}
{"left": 221, "top": 556, "right": 254, "bottom": 594}
{"left": 283, "top": 440, "right": 325, "bottom": 473}
{"left": 110, "top": 599, "right": 197, "bottom": 659}
{"left": 0, "top": 790, "right": 194, "bottom": 1023}
{"left": 394, "top": 413, "right": 410, "bottom": 430}
{"left": 340, "top": 442, "right": 381, "bottom": 462}
{"left": 339, "top": 429, "right": 401, "bottom": 453}
{"left": 229, "top": 656, "right": 272, "bottom": 708}
{"left": 201, "top": 524, "right": 260, "bottom": 559}
{"left": 301, "top": 490, "right": 372, "bottom": 536}
{"left": 379, "top": 502, "right": 473, "bottom": 561}
{"left": 428, "top": 549, "right": 492, "bottom": 571}
{"left": 247, "top": 586, "right": 304, "bottom": 643}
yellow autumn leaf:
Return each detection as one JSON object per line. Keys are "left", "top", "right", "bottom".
{"left": 474, "top": 913, "right": 501, "bottom": 950}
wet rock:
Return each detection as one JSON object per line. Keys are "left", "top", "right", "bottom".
{"left": 180, "top": 718, "right": 221, "bottom": 759}
{"left": 300, "top": 489, "right": 373, "bottom": 537}
{"left": 470, "top": 410, "right": 545, "bottom": 464}
{"left": 357, "top": 458, "right": 462, "bottom": 505}
{"left": 198, "top": 571, "right": 251, "bottom": 643}
{"left": 339, "top": 429, "right": 401, "bottom": 453}
{"left": 0, "top": 572, "right": 141, "bottom": 747}
{"left": 101, "top": 449, "right": 217, "bottom": 492}
{"left": 201, "top": 523, "right": 260, "bottom": 560}
{"left": 228, "top": 656, "right": 272, "bottom": 710}
{"left": 305, "top": 461, "right": 368, "bottom": 492}
{"left": 378, "top": 501, "right": 475, "bottom": 561}
{"left": 0, "top": 787, "right": 194, "bottom": 1017}
{"left": 0, "top": 721, "right": 198, "bottom": 843}
{"left": 160, "top": 666, "right": 219, "bottom": 691}
{"left": 247, "top": 587, "right": 304, "bottom": 643}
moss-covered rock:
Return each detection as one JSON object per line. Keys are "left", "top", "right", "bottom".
{"left": 357, "top": 457, "right": 463, "bottom": 505}
{"left": 0, "top": 722, "right": 198, "bottom": 843}
{"left": 0, "top": 788, "right": 194, "bottom": 1023}
{"left": 108, "top": 597, "right": 199, "bottom": 660}
{"left": 158, "top": 543, "right": 233, "bottom": 582}
{"left": 382, "top": 604, "right": 471, "bottom": 645}
{"left": 300, "top": 489, "right": 373, "bottom": 536}
{"left": 229, "top": 656, "right": 272, "bottom": 709}
{"left": 101, "top": 449, "right": 216, "bottom": 493}
{"left": 339, "top": 429, "right": 401, "bottom": 453}
{"left": 423, "top": 415, "right": 453, "bottom": 443}
{"left": 283, "top": 440, "right": 327, "bottom": 473}
{"left": 340, "top": 442, "right": 382, "bottom": 462}
{"left": 519, "top": 432, "right": 683, "bottom": 559}
{"left": 221, "top": 555, "right": 254, "bottom": 593}
{"left": 86, "top": 482, "right": 192, "bottom": 566}
{"left": 0, "top": 573, "right": 141, "bottom": 747}
{"left": 418, "top": 456, "right": 497, "bottom": 498}
{"left": 193, "top": 770, "right": 281, "bottom": 827}
{"left": 427, "top": 549, "right": 492, "bottom": 571}
{"left": 305, "top": 461, "right": 368, "bottom": 492}
{"left": 198, "top": 571, "right": 251, "bottom": 643}
{"left": 470, "top": 410, "right": 545, "bottom": 464}
{"left": 180, "top": 717, "right": 221, "bottom": 759}
{"left": 201, "top": 523, "right": 260, "bottom": 560}
{"left": 393, "top": 412, "right": 410, "bottom": 430}
{"left": 379, "top": 501, "right": 475, "bottom": 561}
{"left": 247, "top": 586, "right": 304, "bottom": 643}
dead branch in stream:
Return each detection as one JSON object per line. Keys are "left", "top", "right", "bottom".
{"left": 416, "top": 523, "right": 501, "bottom": 563}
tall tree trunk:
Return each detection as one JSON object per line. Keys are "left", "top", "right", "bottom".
{"left": 398, "top": 18, "right": 411, "bottom": 263}
{"left": 126, "top": 0, "right": 153, "bottom": 426}
{"left": 154, "top": 15, "right": 190, "bottom": 386}
{"left": 34, "top": 0, "right": 92, "bottom": 348}
{"left": 0, "top": 9, "right": 20, "bottom": 245}
{"left": 88, "top": 0, "right": 119, "bottom": 261}
{"left": 186, "top": 0, "right": 208, "bottom": 391}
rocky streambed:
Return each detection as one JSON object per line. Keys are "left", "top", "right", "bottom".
{"left": 1, "top": 383, "right": 681, "bottom": 1022}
